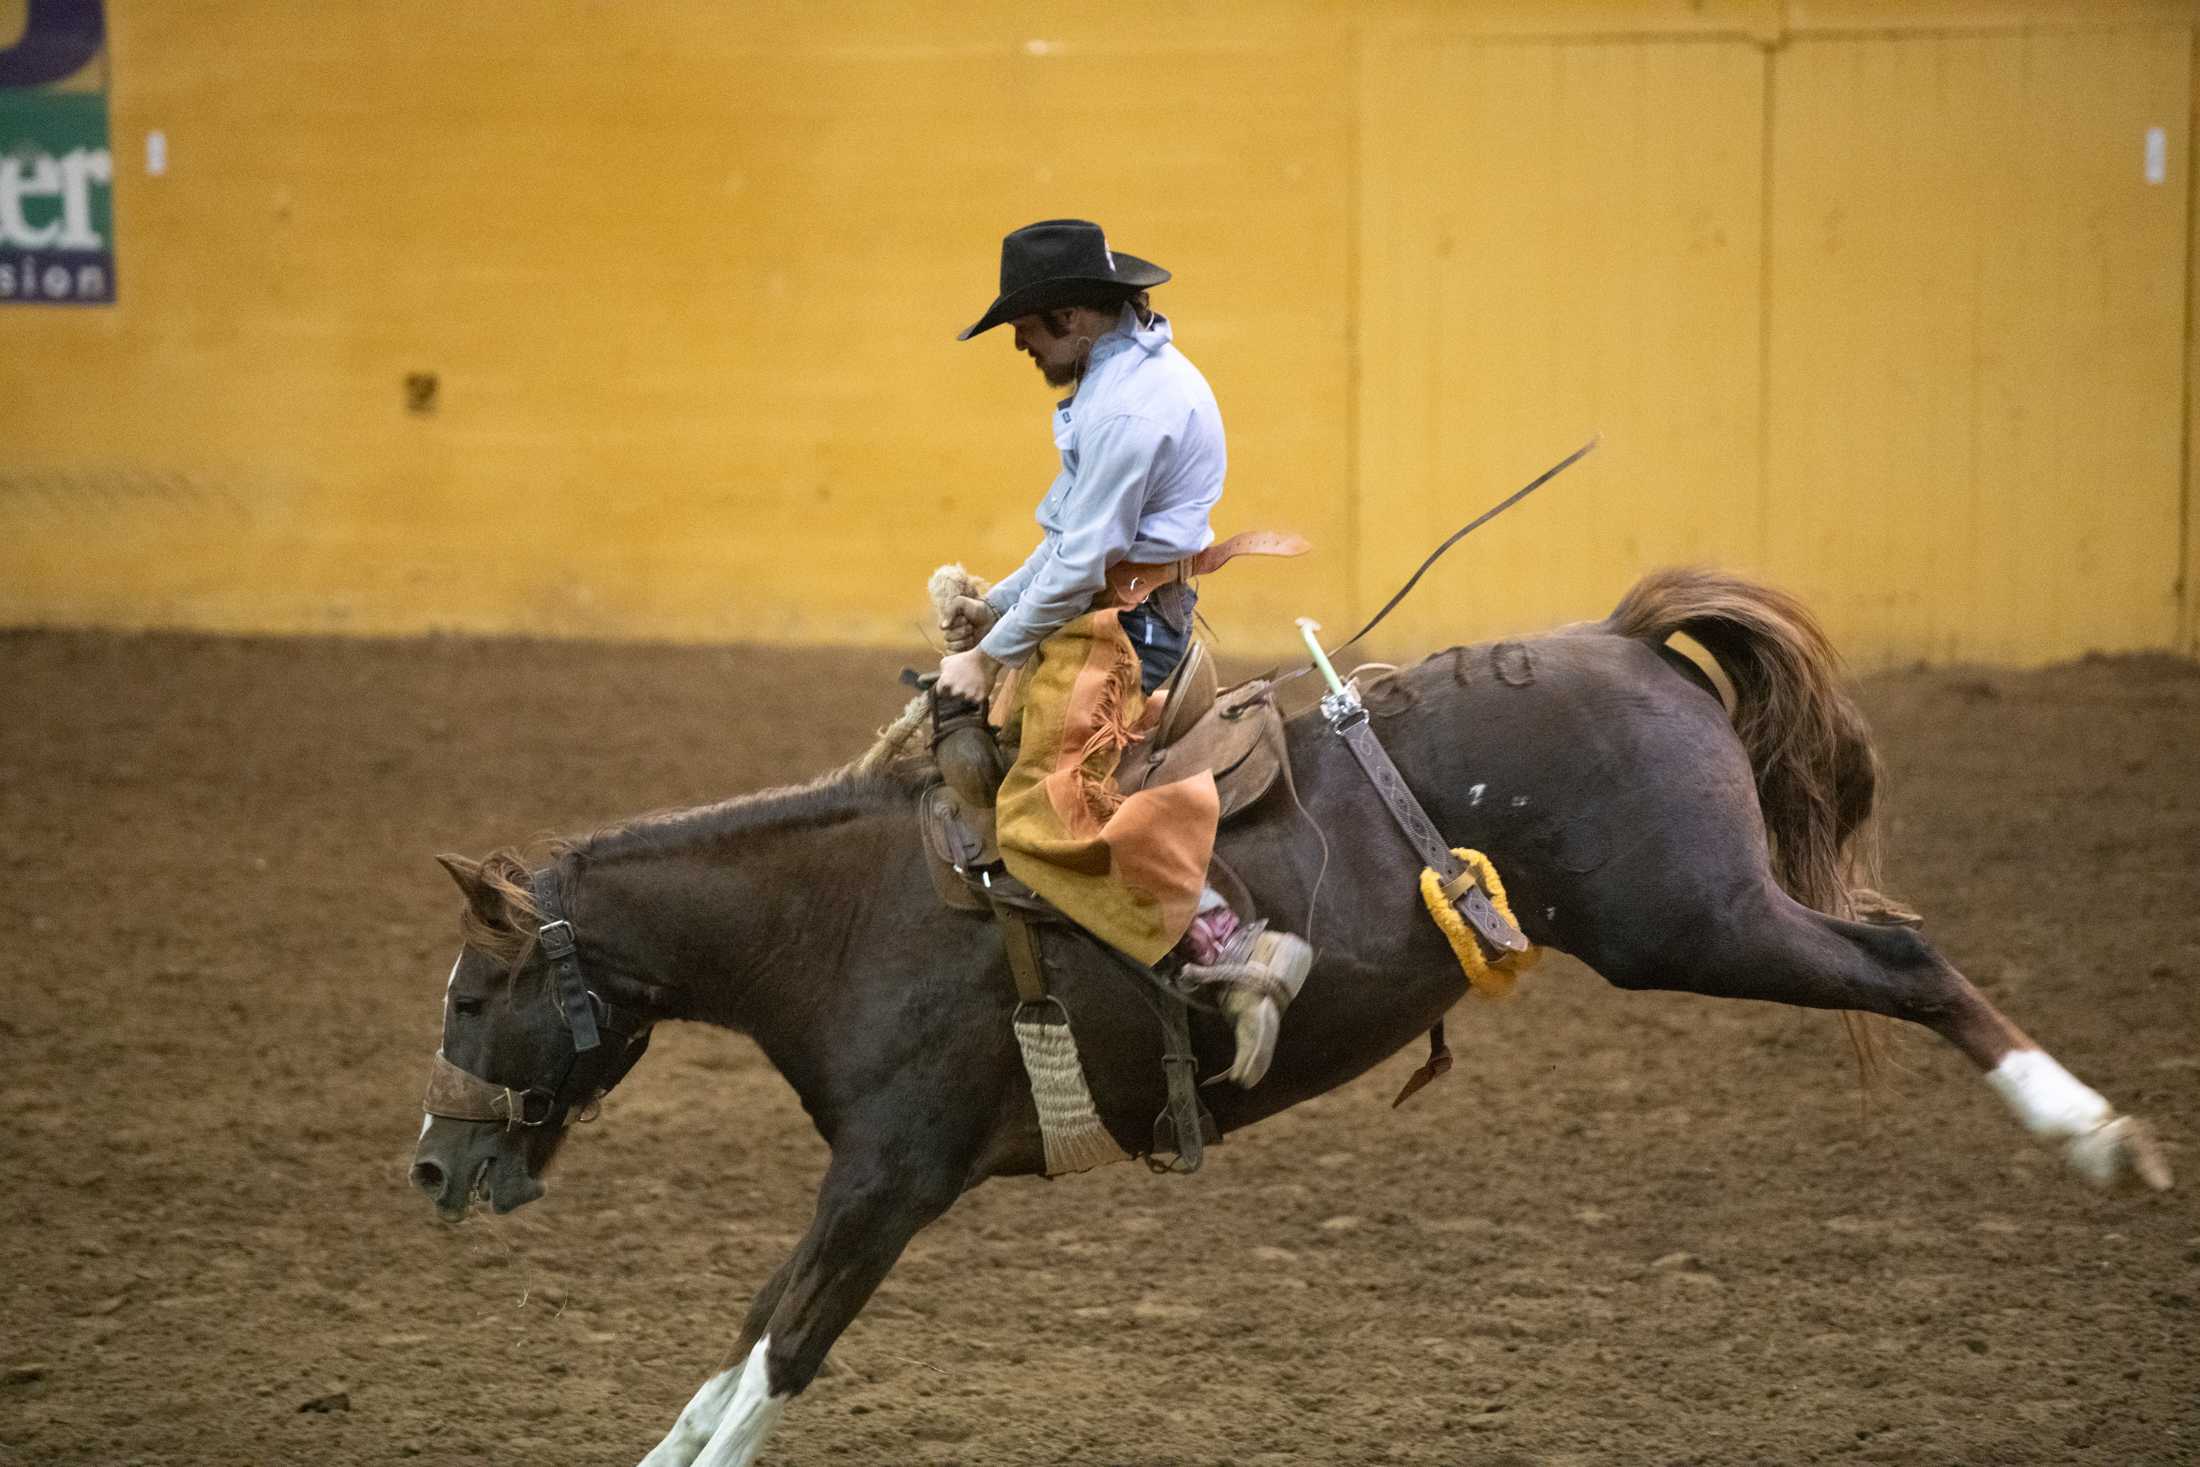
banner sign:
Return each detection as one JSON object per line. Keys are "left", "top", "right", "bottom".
{"left": 0, "top": 0, "right": 114, "bottom": 305}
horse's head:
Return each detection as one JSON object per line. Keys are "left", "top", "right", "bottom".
{"left": 409, "top": 852, "right": 652, "bottom": 1223}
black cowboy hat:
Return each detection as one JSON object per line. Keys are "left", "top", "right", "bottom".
{"left": 957, "top": 219, "right": 1170, "bottom": 340}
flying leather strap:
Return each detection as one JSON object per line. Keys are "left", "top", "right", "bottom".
{"left": 1106, "top": 530, "right": 1312, "bottom": 609}
{"left": 1333, "top": 710, "right": 1528, "bottom": 958}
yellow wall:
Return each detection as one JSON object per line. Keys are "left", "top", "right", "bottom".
{"left": 1358, "top": 23, "right": 1769, "bottom": 651}
{"left": 3, "top": 0, "right": 2196, "bottom": 665}
{"left": 1767, "top": 25, "right": 2190, "bottom": 664}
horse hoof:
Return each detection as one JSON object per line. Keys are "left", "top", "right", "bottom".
{"left": 2067, "top": 1116, "right": 2173, "bottom": 1192}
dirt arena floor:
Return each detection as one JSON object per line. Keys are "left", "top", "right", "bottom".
{"left": 1, "top": 627, "right": 2195, "bottom": 1466}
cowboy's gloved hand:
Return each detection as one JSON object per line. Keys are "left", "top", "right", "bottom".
{"left": 936, "top": 647, "right": 998, "bottom": 706}
{"left": 940, "top": 594, "right": 996, "bottom": 653}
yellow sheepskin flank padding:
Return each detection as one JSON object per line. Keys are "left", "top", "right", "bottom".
{"left": 1419, "top": 849, "right": 1542, "bottom": 999}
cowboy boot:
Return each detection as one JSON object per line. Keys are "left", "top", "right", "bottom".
{"left": 1179, "top": 918, "right": 1313, "bottom": 1089}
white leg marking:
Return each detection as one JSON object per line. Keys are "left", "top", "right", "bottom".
{"left": 1983, "top": 1048, "right": 2173, "bottom": 1190}
{"left": 637, "top": 1364, "right": 740, "bottom": 1467}
{"left": 1986, "top": 1049, "right": 2111, "bottom": 1140}
{"left": 693, "top": 1337, "right": 788, "bottom": 1467}
{"left": 638, "top": 1338, "right": 787, "bottom": 1467}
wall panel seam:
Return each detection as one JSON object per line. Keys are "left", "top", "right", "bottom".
{"left": 1369, "top": 27, "right": 2174, "bottom": 53}
{"left": 1757, "top": 42, "right": 1776, "bottom": 569}
{"left": 2185, "top": 23, "right": 2200, "bottom": 653}
{"left": 1774, "top": 25, "right": 2191, "bottom": 43}
{"left": 1345, "top": 13, "right": 1363, "bottom": 631}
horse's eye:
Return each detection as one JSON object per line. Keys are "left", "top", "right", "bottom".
{"left": 453, "top": 997, "right": 484, "bottom": 1017}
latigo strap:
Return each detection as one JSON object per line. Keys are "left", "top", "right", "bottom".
{"left": 990, "top": 898, "right": 1051, "bottom": 1005}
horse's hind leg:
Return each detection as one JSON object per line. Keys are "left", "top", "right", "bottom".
{"left": 1611, "top": 888, "right": 2171, "bottom": 1192}
{"left": 637, "top": 1139, "right": 967, "bottom": 1467}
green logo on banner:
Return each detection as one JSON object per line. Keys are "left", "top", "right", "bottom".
{"left": 0, "top": 0, "right": 114, "bottom": 305}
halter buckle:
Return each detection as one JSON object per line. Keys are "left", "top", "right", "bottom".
{"left": 537, "top": 918, "right": 577, "bottom": 959}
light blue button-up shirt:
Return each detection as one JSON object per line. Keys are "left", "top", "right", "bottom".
{"left": 978, "top": 305, "right": 1226, "bottom": 665}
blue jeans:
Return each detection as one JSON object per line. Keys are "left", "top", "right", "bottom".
{"left": 1118, "top": 583, "right": 1198, "bottom": 695}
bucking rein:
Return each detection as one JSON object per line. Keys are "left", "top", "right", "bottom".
{"left": 903, "top": 437, "right": 1599, "bottom": 1177}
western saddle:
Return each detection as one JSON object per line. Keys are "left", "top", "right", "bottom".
{"left": 916, "top": 635, "right": 1284, "bottom": 914}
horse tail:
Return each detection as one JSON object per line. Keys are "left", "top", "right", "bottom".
{"left": 1605, "top": 566, "right": 1879, "bottom": 909}
{"left": 1605, "top": 567, "right": 1891, "bottom": 1075}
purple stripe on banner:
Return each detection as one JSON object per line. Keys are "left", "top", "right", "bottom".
{"left": 0, "top": 249, "right": 115, "bottom": 304}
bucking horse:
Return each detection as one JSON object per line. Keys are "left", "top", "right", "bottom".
{"left": 408, "top": 566, "right": 2171, "bottom": 1466}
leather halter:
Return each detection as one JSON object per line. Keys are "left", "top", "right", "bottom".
{"left": 421, "top": 867, "right": 652, "bottom": 1129}
{"left": 533, "top": 867, "right": 602, "bottom": 1052}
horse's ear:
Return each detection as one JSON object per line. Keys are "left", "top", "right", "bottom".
{"left": 435, "top": 853, "right": 502, "bottom": 925}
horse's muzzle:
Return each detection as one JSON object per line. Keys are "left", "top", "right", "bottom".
{"left": 412, "top": 1123, "right": 545, "bottom": 1221}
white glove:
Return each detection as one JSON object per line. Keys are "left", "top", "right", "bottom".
{"left": 941, "top": 594, "right": 996, "bottom": 653}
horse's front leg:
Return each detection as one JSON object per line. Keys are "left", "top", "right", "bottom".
{"left": 636, "top": 1142, "right": 969, "bottom": 1467}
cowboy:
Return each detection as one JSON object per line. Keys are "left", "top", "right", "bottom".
{"left": 935, "top": 218, "right": 1311, "bottom": 1087}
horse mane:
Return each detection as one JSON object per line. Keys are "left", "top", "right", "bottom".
{"left": 455, "top": 769, "right": 927, "bottom": 963}
{"left": 570, "top": 770, "right": 926, "bottom": 861}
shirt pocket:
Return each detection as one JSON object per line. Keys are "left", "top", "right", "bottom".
{"left": 1038, "top": 469, "right": 1074, "bottom": 524}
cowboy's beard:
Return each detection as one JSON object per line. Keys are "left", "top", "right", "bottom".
{"left": 1030, "top": 337, "right": 1092, "bottom": 389}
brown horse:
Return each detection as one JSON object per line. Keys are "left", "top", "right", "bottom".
{"left": 408, "top": 567, "right": 2169, "bottom": 1467}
